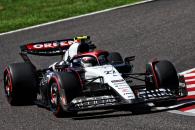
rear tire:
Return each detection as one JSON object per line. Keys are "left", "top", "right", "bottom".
{"left": 48, "top": 72, "right": 81, "bottom": 117}
{"left": 3, "top": 63, "right": 37, "bottom": 105}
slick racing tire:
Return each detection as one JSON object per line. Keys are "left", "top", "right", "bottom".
{"left": 146, "top": 60, "right": 179, "bottom": 91}
{"left": 48, "top": 72, "right": 81, "bottom": 117}
{"left": 145, "top": 60, "right": 179, "bottom": 106}
{"left": 3, "top": 63, "right": 37, "bottom": 105}
{"left": 155, "top": 60, "right": 179, "bottom": 90}
{"left": 107, "top": 52, "right": 124, "bottom": 64}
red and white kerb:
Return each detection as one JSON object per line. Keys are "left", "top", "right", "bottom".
{"left": 179, "top": 68, "right": 195, "bottom": 113}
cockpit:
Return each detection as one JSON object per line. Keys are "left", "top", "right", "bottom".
{"left": 71, "top": 50, "right": 109, "bottom": 68}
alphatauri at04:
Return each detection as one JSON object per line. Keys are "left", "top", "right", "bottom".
{"left": 3, "top": 36, "right": 187, "bottom": 117}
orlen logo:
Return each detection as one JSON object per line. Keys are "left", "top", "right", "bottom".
{"left": 27, "top": 41, "right": 74, "bottom": 50}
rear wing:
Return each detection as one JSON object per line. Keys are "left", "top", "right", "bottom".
{"left": 20, "top": 36, "right": 96, "bottom": 66}
{"left": 20, "top": 36, "right": 96, "bottom": 56}
{"left": 20, "top": 39, "right": 74, "bottom": 56}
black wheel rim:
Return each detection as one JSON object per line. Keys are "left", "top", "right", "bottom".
{"left": 50, "top": 82, "right": 59, "bottom": 112}
{"left": 4, "top": 71, "right": 12, "bottom": 98}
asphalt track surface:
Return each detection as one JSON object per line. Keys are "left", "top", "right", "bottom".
{"left": 0, "top": 0, "right": 195, "bottom": 129}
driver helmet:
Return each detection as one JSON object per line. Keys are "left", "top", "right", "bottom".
{"left": 81, "top": 57, "right": 96, "bottom": 67}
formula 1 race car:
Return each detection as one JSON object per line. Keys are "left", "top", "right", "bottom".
{"left": 3, "top": 36, "right": 187, "bottom": 117}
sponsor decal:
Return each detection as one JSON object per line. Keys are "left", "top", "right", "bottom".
{"left": 111, "top": 79, "right": 124, "bottom": 83}
{"left": 124, "top": 93, "right": 131, "bottom": 95}
{"left": 117, "top": 86, "right": 130, "bottom": 89}
{"left": 113, "top": 82, "right": 127, "bottom": 85}
{"left": 104, "top": 70, "right": 116, "bottom": 74}
{"left": 122, "top": 88, "right": 130, "bottom": 93}
{"left": 128, "top": 95, "right": 134, "bottom": 98}
{"left": 27, "top": 41, "right": 74, "bottom": 50}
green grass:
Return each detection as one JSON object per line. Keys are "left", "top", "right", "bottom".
{"left": 0, "top": 0, "right": 141, "bottom": 33}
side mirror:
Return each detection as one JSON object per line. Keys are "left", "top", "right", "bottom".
{"left": 55, "top": 61, "right": 69, "bottom": 70}
{"left": 124, "top": 56, "right": 135, "bottom": 64}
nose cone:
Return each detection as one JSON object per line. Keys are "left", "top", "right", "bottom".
{"left": 85, "top": 65, "right": 136, "bottom": 100}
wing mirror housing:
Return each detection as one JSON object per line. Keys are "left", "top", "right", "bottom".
{"left": 124, "top": 56, "right": 135, "bottom": 64}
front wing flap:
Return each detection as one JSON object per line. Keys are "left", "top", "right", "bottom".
{"left": 67, "top": 87, "right": 187, "bottom": 111}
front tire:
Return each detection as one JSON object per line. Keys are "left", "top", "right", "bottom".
{"left": 155, "top": 60, "right": 179, "bottom": 91}
{"left": 48, "top": 72, "right": 81, "bottom": 117}
{"left": 145, "top": 60, "right": 179, "bottom": 106}
{"left": 146, "top": 60, "right": 179, "bottom": 91}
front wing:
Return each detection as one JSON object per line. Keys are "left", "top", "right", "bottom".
{"left": 67, "top": 87, "right": 187, "bottom": 111}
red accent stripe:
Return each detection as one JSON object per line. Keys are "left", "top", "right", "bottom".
{"left": 180, "top": 105, "right": 195, "bottom": 111}
{"left": 187, "top": 87, "right": 195, "bottom": 92}
{"left": 6, "top": 68, "right": 13, "bottom": 93}
{"left": 50, "top": 76, "right": 63, "bottom": 115}
{"left": 186, "top": 81, "right": 195, "bottom": 85}
{"left": 185, "top": 76, "right": 195, "bottom": 80}
{"left": 178, "top": 95, "right": 195, "bottom": 100}
{"left": 148, "top": 62, "right": 159, "bottom": 89}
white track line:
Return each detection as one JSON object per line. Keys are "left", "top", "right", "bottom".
{"left": 168, "top": 101, "right": 195, "bottom": 116}
{"left": 184, "top": 73, "right": 195, "bottom": 77}
{"left": 169, "top": 110, "right": 195, "bottom": 116}
{"left": 184, "top": 109, "right": 195, "bottom": 113}
{"left": 0, "top": 0, "right": 155, "bottom": 36}
{"left": 185, "top": 79, "right": 195, "bottom": 82}
{"left": 188, "top": 91, "right": 195, "bottom": 96}
{"left": 179, "top": 68, "right": 195, "bottom": 75}
{"left": 186, "top": 84, "right": 195, "bottom": 88}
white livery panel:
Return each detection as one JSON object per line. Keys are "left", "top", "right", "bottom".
{"left": 84, "top": 65, "right": 135, "bottom": 100}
